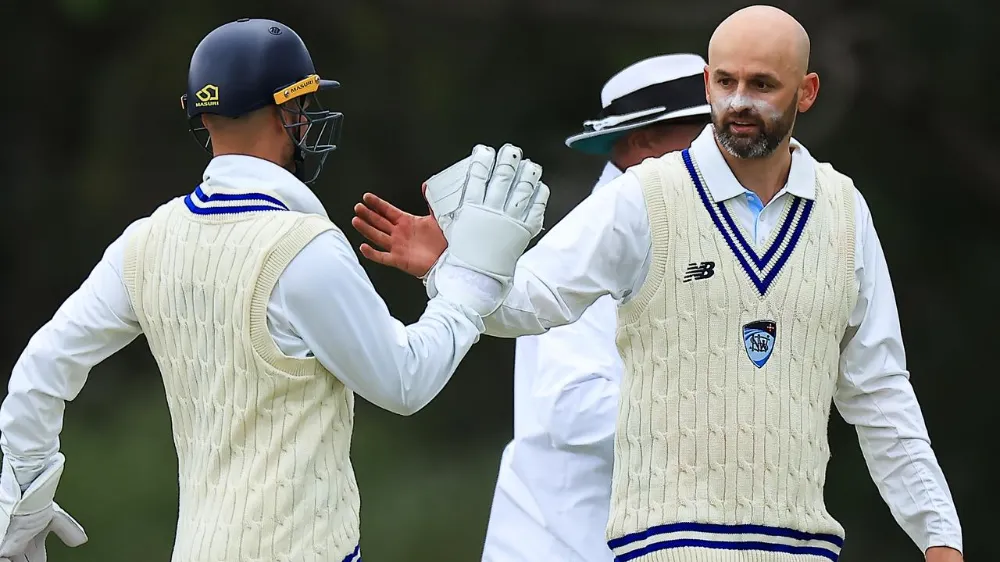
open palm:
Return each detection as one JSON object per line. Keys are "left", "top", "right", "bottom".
{"left": 351, "top": 189, "right": 448, "bottom": 278}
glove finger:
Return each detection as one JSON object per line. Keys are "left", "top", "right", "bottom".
{"left": 47, "top": 506, "right": 86, "bottom": 547}
{"left": 463, "top": 144, "right": 496, "bottom": 206}
{"left": 424, "top": 145, "right": 495, "bottom": 219}
{"left": 483, "top": 144, "right": 522, "bottom": 209}
{"left": 505, "top": 159, "right": 542, "bottom": 221}
{"left": 0, "top": 508, "right": 51, "bottom": 557}
{"left": 524, "top": 181, "right": 550, "bottom": 238}
{"left": 23, "top": 534, "right": 43, "bottom": 562}
{"left": 424, "top": 155, "right": 471, "bottom": 219}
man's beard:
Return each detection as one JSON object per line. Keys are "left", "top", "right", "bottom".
{"left": 711, "top": 95, "right": 798, "bottom": 159}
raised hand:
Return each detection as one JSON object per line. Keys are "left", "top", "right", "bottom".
{"left": 352, "top": 186, "right": 446, "bottom": 278}
{"left": 423, "top": 143, "right": 549, "bottom": 313}
{"left": 354, "top": 143, "right": 549, "bottom": 315}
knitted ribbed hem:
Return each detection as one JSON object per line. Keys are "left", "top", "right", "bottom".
{"left": 619, "top": 547, "right": 833, "bottom": 562}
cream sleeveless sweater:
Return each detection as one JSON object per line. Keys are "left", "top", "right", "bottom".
{"left": 609, "top": 149, "right": 857, "bottom": 562}
{"left": 122, "top": 190, "right": 361, "bottom": 562}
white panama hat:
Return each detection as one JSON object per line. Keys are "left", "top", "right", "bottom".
{"left": 565, "top": 53, "right": 711, "bottom": 155}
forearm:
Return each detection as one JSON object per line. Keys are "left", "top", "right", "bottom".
{"left": 299, "top": 291, "right": 485, "bottom": 416}
{"left": 283, "top": 232, "right": 487, "bottom": 416}
{"left": 1, "top": 245, "right": 141, "bottom": 484}
{"left": 859, "top": 436, "right": 962, "bottom": 553}
{"left": 0, "top": 347, "right": 68, "bottom": 484}
{"left": 483, "top": 172, "right": 650, "bottom": 337}
{"left": 851, "top": 389, "right": 962, "bottom": 553}
{"left": 372, "top": 297, "right": 485, "bottom": 414}
{"left": 483, "top": 258, "right": 611, "bottom": 338}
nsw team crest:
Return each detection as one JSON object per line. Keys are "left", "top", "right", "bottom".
{"left": 743, "top": 320, "right": 777, "bottom": 368}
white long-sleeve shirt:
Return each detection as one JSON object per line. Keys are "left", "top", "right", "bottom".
{"left": 482, "top": 163, "right": 623, "bottom": 562}
{"left": 470, "top": 125, "right": 963, "bottom": 555}
{"left": 0, "top": 154, "right": 486, "bottom": 485}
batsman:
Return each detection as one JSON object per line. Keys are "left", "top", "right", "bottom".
{"left": 0, "top": 17, "right": 548, "bottom": 562}
{"left": 352, "top": 6, "right": 963, "bottom": 562}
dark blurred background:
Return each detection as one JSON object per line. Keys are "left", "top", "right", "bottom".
{"left": 0, "top": 0, "right": 993, "bottom": 560}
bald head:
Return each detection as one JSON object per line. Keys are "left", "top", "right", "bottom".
{"left": 709, "top": 5, "right": 810, "bottom": 79}
{"left": 703, "top": 6, "right": 819, "bottom": 160}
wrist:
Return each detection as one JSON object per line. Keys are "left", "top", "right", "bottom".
{"left": 0, "top": 451, "right": 55, "bottom": 493}
{"left": 419, "top": 253, "right": 444, "bottom": 284}
{"left": 434, "top": 263, "right": 504, "bottom": 316}
{"left": 1, "top": 452, "right": 65, "bottom": 514}
{"left": 13, "top": 466, "right": 45, "bottom": 493}
{"left": 925, "top": 546, "right": 963, "bottom": 561}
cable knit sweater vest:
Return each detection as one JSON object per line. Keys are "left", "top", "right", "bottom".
{"left": 609, "top": 149, "right": 856, "bottom": 562}
{"left": 122, "top": 193, "right": 361, "bottom": 562}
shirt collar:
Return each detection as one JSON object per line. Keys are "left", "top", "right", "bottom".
{"left": 200, "top": 155, "right": 331, "bottom": 219}
{"left": 687, "top": 124, "right": 816, "bottom": 202}
{"left": 593, "top": 161, "right": 623, "bottom": 193}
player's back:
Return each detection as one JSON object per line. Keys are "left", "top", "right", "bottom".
{"left": 121, "top": 193, "right": 361, "bottom": 562}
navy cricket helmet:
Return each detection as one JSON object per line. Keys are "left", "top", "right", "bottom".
{"left": 180, "top": 18, "right": 343, "bottom": 184}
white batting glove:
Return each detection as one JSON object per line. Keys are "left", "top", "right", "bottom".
{"left": 0, "top": 454, "right": 87, "bottom": 562}
{"left": 424, "top": 143, "right": 549, "bottom": 314}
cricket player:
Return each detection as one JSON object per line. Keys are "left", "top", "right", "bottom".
{"left": 481, "top": 54, "right": 710, "bottom": 562}
{"left": 351, "top": 6, "right": 963, "bottom": 562}
{"left": 0, "top": 18, "right": 549, "bottom": 562}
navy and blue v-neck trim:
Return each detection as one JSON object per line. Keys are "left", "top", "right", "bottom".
{"left": 681, "top": 149, "right": 813, "bottom": 297}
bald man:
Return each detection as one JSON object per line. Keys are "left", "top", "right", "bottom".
{"left": 351, "top": 6, "right": 963, "bottom": 562}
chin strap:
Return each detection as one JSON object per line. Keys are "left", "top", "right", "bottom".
{"left": 292, "top": 146, "right": 307, "bottom": 182}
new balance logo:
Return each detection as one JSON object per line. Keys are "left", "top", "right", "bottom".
{"left": 683, "top": 261, "right": 715, "bottom": 282}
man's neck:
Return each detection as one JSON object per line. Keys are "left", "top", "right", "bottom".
{"left": 212, "top": 148, "right": 293, "bottom": 173}
{"left": 716, "top": 138, "right": 793, "bottom": 205}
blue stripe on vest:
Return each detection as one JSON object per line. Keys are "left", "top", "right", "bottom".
{"left": 721, "top": 195, "right": 800, "bottom": 269}
{"left": 613, "top": 539, "right": 838, "bottom": 562}
{"left": 608, "top": 522, "right": 843, "bottom": 562}
{"left": 183, "top": 185, "right": 290, "bottom": 215}
{"left": 681, "top": 149, "right": 813, "bottom": 297}
{"left": 341, "top": 544, "right": 361, "bottom": 562}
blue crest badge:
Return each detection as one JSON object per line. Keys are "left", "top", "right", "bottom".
{"left": 743, "top": 320, "right": 777, "bottom": 368}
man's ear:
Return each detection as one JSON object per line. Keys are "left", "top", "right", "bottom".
{"left": 273, "top": 104, "right": 289, "bottom": 128}
{"left": 623, "top": 129, "right": 646, "bottom": 150}
{"left": 798, "top": 72, "right": 820, "bottom": 113}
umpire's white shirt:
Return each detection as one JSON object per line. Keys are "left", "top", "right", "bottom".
{"left": 473, "top": 125, "right": 963, "bottom": 556}
{"left": 482, "top": 163, "right": 623, "bottom": 562}
{"left": 0, "top": 155, "right": 486, "bottom": 485}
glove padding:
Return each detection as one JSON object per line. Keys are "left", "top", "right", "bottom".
{"left": 0, "top": 504, "right": 87, "bottom": 562}
{"left": 424, "top": 143, "right": 549, "bottom": 313}
{"left": 423, "top": 144, "right": 497, "bottom": 236}
{"left": 0, "top": 454, "right": 87, "bottom": 561}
